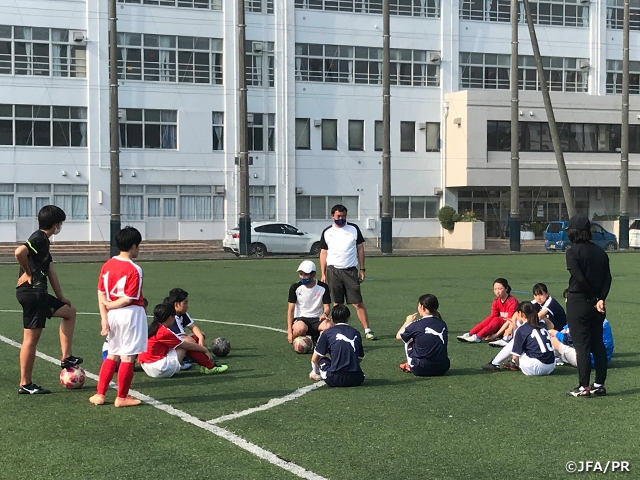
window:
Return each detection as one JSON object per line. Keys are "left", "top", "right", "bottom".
{"left": 296, "top": 195, "right": 359, "bottom": 219}
{"left": 294, "top": 0, "right": 440, "bottom": 17}
{"left": 250, "top": 185, "right": 276, "bottom": 220}
{"left": 348, "top": 120, "right": 364, "bottom": 151}
{"left": 607, "top": 0, "right": 640, "bottom": 30}
{"left": 400, "top": 121, "right": 415, "bottom": 152}
{"left": 322, "top": 119, "right": 338, "bottom": 150}
{"left": 53, "top": 184, "right": 88, "bottom": 220}
{"left": 0, "top": 183, "right": 14, "bottom": 220}
{"left": 374, "top": 120, "right": 383, "bottom": 151}
{"left": 461, "top": 0, "right": 588, "bottom": 27}
{"left": 606, "top": 60, "right": 640, "bottom": 94}
{"left": 0, "top": 104, "right": 87, "bottom": 147}
{"left": 246, "top": 41, "right": 275, "bottom": 87}
{"left": 179, "top": 185, "right": 223, "bottom": 220}
{"left": 295, "top": 118, "right": 311, "bottom": 149}
{"left": 117, "top": 33, "right": 223, "bottom": 85}
{"left": 117, "top": 0, "right": 223, "bottom": 10}
{"left": 384, "top": 196, "right": 439, "bottom": 218}
{"left": 121, "top": 185, "right": 144, "bottom": 220}
{"left": 248, "top": 113, "right": 275, "bottom": 152}
{"left": 425, "top": 122, "right": 440, "bottom": 151}
{"left": 460, "top": 52, "right": 510, "bottom": 90}
{"left": 212, "top": 111, "right": 224, "bottom": 151}
{"left": 119, "top": 109, "right": 177, "bottom": 149}
{"left": 296, "top": 43, "right": 439, "bottom": 87}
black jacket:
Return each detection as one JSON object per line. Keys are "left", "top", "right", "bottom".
{"left": 566, "top": 241, "right": 612, "bottom": 302}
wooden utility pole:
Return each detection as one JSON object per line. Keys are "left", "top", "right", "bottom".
{"left": 380, "top": 0, "right": 392, "bottom": 253}
{"left": 620, "top": 0, "right": 630, "bottom": 248}
{"left": 109, "top": 0, "right": 121, "bottom": 256}
{"left": 238, "top": 0, "right": 251, "bottom": 255}
{"left": 509, "top": 0, "right": 521, "bottom": 251}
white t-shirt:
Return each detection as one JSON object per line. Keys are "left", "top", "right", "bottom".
{"left": 319, "top": 223, "right": 365, "bottom": 269}
{"left": 288, "top": 280, "right": 331, "bottom": 318}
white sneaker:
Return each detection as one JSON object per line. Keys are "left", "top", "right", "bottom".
{"left": 464, "top": 334, "right": 481, "bottom": 343}
{"left": 457, "top": 333, "right": 471, "bottom": 342}
{"left": 309, "top": 372, "right": 321, "bottom": 381}
{"left": 489, "top": 339, "right": 508, "bottom": 348}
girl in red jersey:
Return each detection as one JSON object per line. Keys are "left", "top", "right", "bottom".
{"left": 457, "top": 278, "right": 518, "bottom": 343}
{"left": 138, "top": 303, "right": 228, "bottom": 378}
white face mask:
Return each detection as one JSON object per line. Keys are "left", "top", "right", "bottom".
{"left": 54, "top": 225, "right": 62, "bottom": 235}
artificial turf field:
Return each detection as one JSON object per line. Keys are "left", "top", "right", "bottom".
{"left": 0, "top": 253, "right": 639, "bottom": 480}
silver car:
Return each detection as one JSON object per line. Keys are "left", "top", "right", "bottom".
{"left": 223, "top": 221, "right": 322, "bottom": 258}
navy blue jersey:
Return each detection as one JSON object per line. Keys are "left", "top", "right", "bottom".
{"left": 512, "top": 323, "right": 555, "bottom": 365}
{"left": 168, "top": 312, "right": 194, "bottom": 335}
{"left": 534, "top": 296, "right": 566, "bottom": 330}
{"left": 314, "top": 323, "right": 364, "bottom": 374}
{"left": 400, "top": 316, "right": 449, "bottom": 367}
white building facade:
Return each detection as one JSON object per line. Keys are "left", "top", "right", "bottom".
{"left": 0, "top": 0, "right": 639, "bottom": 244}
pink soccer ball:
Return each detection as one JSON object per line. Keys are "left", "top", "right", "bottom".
{"left": 60, "top": 366, "right": 86, "bottom": 389}
{"left": 292, "top": 336, "right": 313, "bottom": 354}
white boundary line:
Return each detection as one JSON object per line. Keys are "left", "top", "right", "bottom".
{"left": 0, "top": 312, "right": 326, "bottom": 480}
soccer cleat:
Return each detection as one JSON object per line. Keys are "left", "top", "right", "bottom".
{"left": 399, "top": 362, "right": 412, "bottom": 373}
{"left": 114, "top": 395, "right": 141, "bottom": 408}
{"left": 179, "top": 361, "right": 193, "bottom": 371}
{"left": 61, "top": 355, "right": 84, "bottom": 369}
{"left": 200, "top": 364, "right": 228, "bottom": 374}
{"left": 566, "top": 386, "right": 591, "bottom": 397}
{"left": 481, "top": 362, "right": 501, "bottom": 372}
{"left": 18, "top": 383, "right": 51, "bottom": 395}
{"left": 501, "top": 360, "right": 520, "bottom": 371}
{"left": 589, "top": 384, "right": 607, "bottom": 396}
{"left": 89, "top": 394, "right": 106, "bottom": 405}
{"left": 489, "top": 339, "right": 508, "bottom": 348}
{"left": 462, "top": 334, "right": 481, "bottom": 343}
{"left": 457, "top": 333, "right": 471, "bottom": 342}
{"left": 365, "top": 331, "right": 377, "bottom": 341}
{"left": 309, "top": 372, "right": 322, "bottom": 381}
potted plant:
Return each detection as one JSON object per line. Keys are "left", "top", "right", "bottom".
{"left": 520, "top": 222, "right": 535, "bottom": 241}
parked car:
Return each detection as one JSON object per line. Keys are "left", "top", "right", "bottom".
{"left": 544, "top": 220, "right": 618, "bottom": 252}
{"left": 222, "top": 221, "right": 322, "bottom": 258}
{"left": 630, "top": 219, "right": 640, "bottom": 248}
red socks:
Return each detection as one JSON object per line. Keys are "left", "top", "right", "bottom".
{"left": 96, "top": 359, "right": 117, "bottom": 395}
{"left": 116, "top": 362, "right": 135, "bottom": 399}
{"left": 187, "top": 351, "right": 214, "bottom": 369}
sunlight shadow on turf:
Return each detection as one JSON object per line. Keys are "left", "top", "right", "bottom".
{"left": 446, "top": 367, "right": 487, "bottom": 377}
{"left": 609, "top": 388, "right": 640, "bottom": 397}
{"left": 362, "top": 377, "right": 419, "bottom": 386}
{"left": 609, "top": 359, "right": 640, "bottom": 369}
{"left": 158, "top": 389, "right": 295, "bottom": 404}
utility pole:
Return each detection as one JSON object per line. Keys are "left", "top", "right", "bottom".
{"left": 108, "top": 0, "right": 120, "bottom": 257}
{"left": 509, "top": 0, "right": 521, "bottom": 251}
{"left": 522, "top": 0, "right": 575, "bottom": 218}
{"left": 238, "top": 0, "right": 251, "bottom": 256}
{"left": 380, "top": 0, "right": 392, "bottom": 253}
{"left": 620, "top": 0, "right": 630, "bottom": 249}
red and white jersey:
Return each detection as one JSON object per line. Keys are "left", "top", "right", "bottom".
{"left": 138, "top": 324, "right": 183, "bottom": 364}
{"left": 98, "top": 256, "right": 145, "bottom": 307}
{"left": 489, "top": 295, "right": 519, "bottom": 319}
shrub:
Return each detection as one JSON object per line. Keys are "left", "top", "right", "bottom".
{"left": 438, "top": 206, "right": 460, "bottom": 231}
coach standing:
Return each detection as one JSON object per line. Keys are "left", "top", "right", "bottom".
{"left": 564, "top": 214, "right": 612, "bottom": 398}
{"left": 319, "top": 204, "right": 376, "bottom": 340}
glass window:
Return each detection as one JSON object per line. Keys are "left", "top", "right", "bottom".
{"left": 295, "top": 118, "right": 311, "bottom": 149}
{"left": 348, "top": 120, "right": 364, "bottom": 151}
{"left": 400, "top": 121, "right": 415, "bottom": 151}
{"left": 322, "top": 119, "right": 338, "bottom": 150}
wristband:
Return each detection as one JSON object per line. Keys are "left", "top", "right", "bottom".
{"left": 360, "top": 268, "right": 365, "bottom": 271}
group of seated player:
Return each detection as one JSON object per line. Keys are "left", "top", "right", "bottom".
{"left": 456, "top": 278, "right": 614, "bottom": 375}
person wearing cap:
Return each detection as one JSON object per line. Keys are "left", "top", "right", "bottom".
{"left": 287, "top": 260, "right": 333, "bottom": 380}
{"left": 564, "top": 214, "right": 612, "bottom": 398}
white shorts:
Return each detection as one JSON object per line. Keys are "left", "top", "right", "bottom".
{"left": 141, "top": 349, "right": 181, "bottom": 378}
{"left": 519, "top": 353, "right": 556, "bottom": 376}
{"left": 107, "top": 305, "right": 148, "bottom": 356}
{"left": 556, "top": 343, "right": 578, "bottom": 367}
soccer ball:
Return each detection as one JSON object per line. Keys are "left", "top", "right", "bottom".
{"left": 210, "top": 337, "right": 231, "bottom": 357}
{"left": 60, "top": 366, "right": 86, "bottom": 389}
{"left": 292, "top": 336, "right": 313, "bottom": 354}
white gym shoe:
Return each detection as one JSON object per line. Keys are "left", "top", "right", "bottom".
{"left": 456, "top": 333, "right": 471, "bottom": 342}
{"left": 463, "top": 334, "right": 481, "bottom": 343}
{"left": 489, "top": 339, "right": 508, "bottom": 348}
{"left": 309, "top": 372, "right": 321, "bottom": 381}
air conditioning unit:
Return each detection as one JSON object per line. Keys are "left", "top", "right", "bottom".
{"left": 418, "top": 122, "right": 427, "bottom": 130}
{"left": 313, "top": 119, "right": 322, "bottom": 127}
{"left": 215, "top": 185, "right": 225, "bottom": 194}
{"left": 295, "top": 187, "right": 303, "bottom": 195}
{"left": 70, "top": 30, "right": 87, "bottom": 46}
{"left": 252, "top": 42, "right": 263, "bottom": 53}
{"left": 118, "top": 108, "right": 126, "bottom": 122}
{"left": 428, "top": 52, "right": 441, "bottom": 65}
{"left": 579, "top": 59, "right": 590, "bottom": 69}
{"left": 434, "top": 187, "right": 443, "bottom": 196}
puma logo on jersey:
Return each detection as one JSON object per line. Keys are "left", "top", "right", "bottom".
{"left": 335, "top": 333, "right": 357, "bottom": 352}
{"left": 424, "top": 327, "right": 446, "bottom": 344}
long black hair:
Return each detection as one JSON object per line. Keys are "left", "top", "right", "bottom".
{"left": 516, "top": 301, "right": 540, "bottom": 329}
{"left": 148, "top": 303, "right": 176, "bottom": 338}
{"left": 418, "top": 294, "right": 441, "bottom": 319}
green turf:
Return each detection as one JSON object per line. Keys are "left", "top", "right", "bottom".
{"left": 0, "top": 254, "right": 638, "bottom": 479}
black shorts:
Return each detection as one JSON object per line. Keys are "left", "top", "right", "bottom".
{"left": 16, "top": 288, "right": 65, "bottom": 329}
{"left": 293, "top": 317, "right": 321, "bottom": 341}
{"left": 326, "top": 266, "right": 363, "bottom": 304}
{"left": 319, "top": 357, "right": 364, "bottom": 387}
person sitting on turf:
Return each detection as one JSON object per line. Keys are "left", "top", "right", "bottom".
{"left": 287, "top": 260, "right": 333, "bottom": 380}
{"left": 396, "top": 294, "right": 450, "bottom": 377}
{"left": 509, "top": 301, "right": 556, "bottom": 376}
{"left": 311, "top": 305, "right": 365, "bottom": 386}
{"left": 138, "top": 303, "right": 228, "bottom": 378}
{"left": 457, "top": 278, "right": 518, "bottom": 343}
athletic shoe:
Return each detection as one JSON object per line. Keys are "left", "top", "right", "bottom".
{"left": 309, "top": 372, "right": 322, "bottom": 381}
{"left": 457, "top": 333, "right": 471, "bottom": 342}
{"left": 179, "top": 361, "right": 193, "bottom": 371}
{"left": 61, "top": 355, "right": 84, "bottom": 369}
{"left": 365, "top": 331, "right": 377, "bottom": 340}
{"left": 89, "top": 393, "right": 106, "bottom": 405}
{"left": 489, "top": 339, "right": 508, "bottom": 348}
{"left": 399, "top": 362, "right": 412, "bottom": 373}
{"left": 114, "top": 395, "right": 141, "bottom": 408}
{"left": 18, "top": 383, "right": 51, "bottom": 395}
{"left": 501, "top": 360, "right": 520, "bottom": 371}
{"left": 462, "top": 334, "right": 481, "bottom": 343}
{"left": 200, "top": 364, "right": 228, "bottom": 374}
{"left": 589, "top": 384, "right": 607, "bottom": 397}
{"left": 481, "top": 362, "right": 501, "bottom": 372}
{"left": 566, "top": 386, "right": 591, "bottom": 397}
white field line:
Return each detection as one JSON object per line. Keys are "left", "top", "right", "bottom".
{"left": 0, "top": 333, "right": 327, "bottom": 480}
{"left": 0, "top": 310, "right": 287, "bottom": 334}
{"left": 208, "top": 381, "right": 325, "bottom": 425}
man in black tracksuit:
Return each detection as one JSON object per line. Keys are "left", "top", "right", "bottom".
{"left": 564, "top": 214, "right": 612, "bottom": 398}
